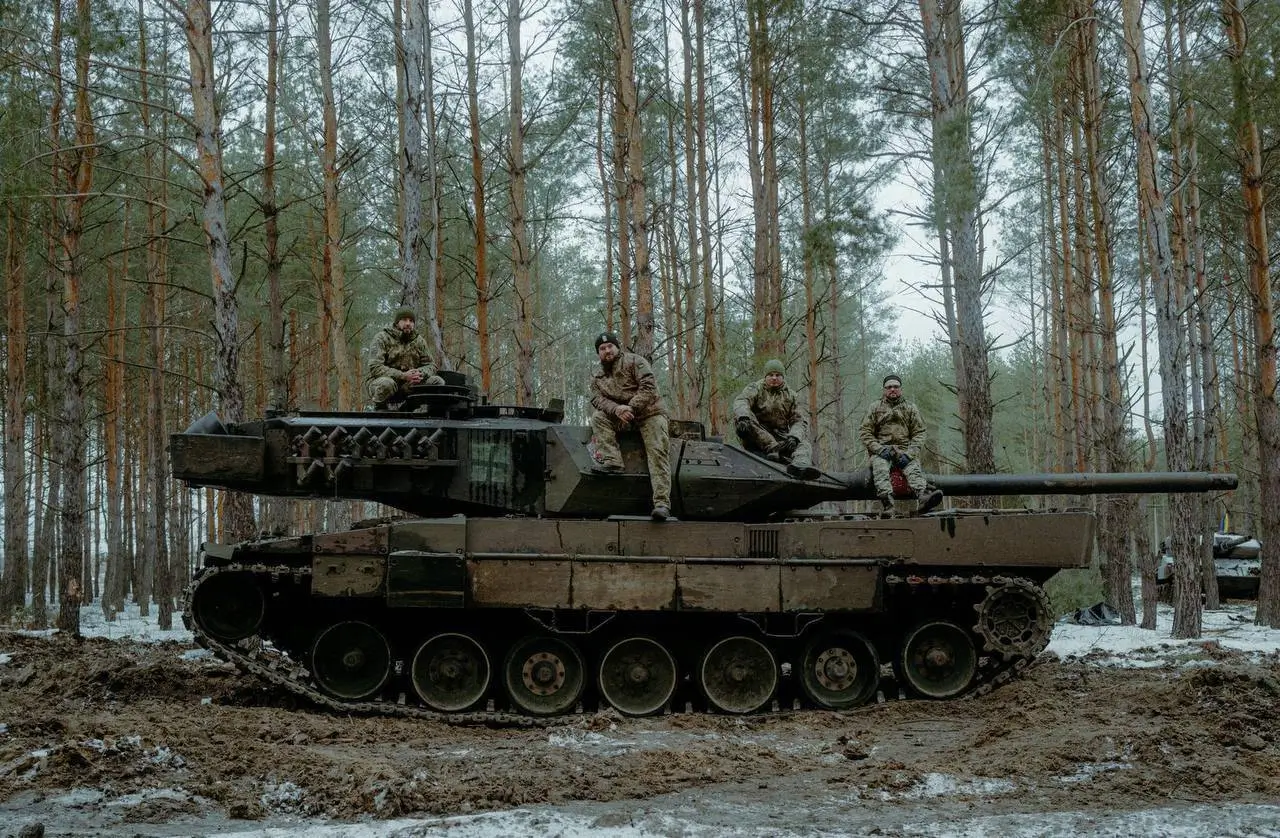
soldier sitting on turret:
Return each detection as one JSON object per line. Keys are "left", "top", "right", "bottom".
{"left": 858, "top": 373, "right": 944, "bottom": 514}
{"left": 365, "top": 307, "right": 444, "bottom": 410}
{"left": 732, "top": 359, "right": 821, "bottom": 480}
{"left": 589, "top": 331, "right": 672, "bottom": 522}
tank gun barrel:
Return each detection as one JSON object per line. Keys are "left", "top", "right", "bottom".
{"left": 833, "top": 469, "right": 1237, "bottom": 498}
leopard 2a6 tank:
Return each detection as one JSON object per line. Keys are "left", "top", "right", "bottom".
{"left": 171, "top": 373, "right": 1236, "bottom": 718}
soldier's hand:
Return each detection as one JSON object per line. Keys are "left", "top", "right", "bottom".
{"left": 879, "top": 446, "right": 895, "bottom": 461}
{"left": 615, "top": 405, "right": 635, "bottom": 424}
{"left": 734, "top": 416, "right": 752, "bottom": 436}
{"left": 405, "top": 369, "right": 423, "bottom": 385}
{"left": 895, "top": 452, "right": 911, "bottom": 469}
{"left": 783, "top": 436, "right": 800, "bottom": 456}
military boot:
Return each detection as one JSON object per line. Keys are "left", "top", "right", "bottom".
{"left": 917, "top": 488, "right": 944, "bottom": 514}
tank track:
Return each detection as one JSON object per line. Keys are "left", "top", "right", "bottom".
{"left": 183, "top": 564, "right": 1054, "bottom": 724}
{"left": 887, "top": 572, "right": 1054, "bottom": 700}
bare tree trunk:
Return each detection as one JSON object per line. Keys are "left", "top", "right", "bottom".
{"left": 264, "top": 0, "right": 286, "bottom": 414}
{"left": 693, "top": 0, "right": 718, "bottom": 433}
{"left": 182, "top": 0, "right": 254, "bottom": 540}
{"left": 102, "top": 209, "right": 124, "bottom": 619}
{"left": 615, "top": 0, "right": 655, "bottom": 360}
{"left": 52, "top": 0, "right": 95, "bottom": 636}
{"left": 463, "top": 0, "right": 491, "bottom": 392}
{"left": 2, "top": 207, "right": 29, "bottom": 617}
{"left": 1122, "top": 0, "right": 1199, "bottom": 636}
{"left": 421, "top": 1, "right": 446, "bottom": 366}
{"left": 1223, "top": 0, "right": 1280, "bottom": 626}
{"left": 679, "top": 0, "right": 702, "bottom": 419}
{"left": 316, "top": 0, "right": 352, "bottom": 410}
{"left": 509, "top": 0, "right": 534, "bottom": 404}
{"left": 1077, "top": 0, "right": 1133, "bottom": 620}
{"left": 919, "top": 0, "right": 993, "bottom": 473}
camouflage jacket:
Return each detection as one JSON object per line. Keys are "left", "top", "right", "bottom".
{"left": 732, "top": 379, "right": 807, "bottom": 439}
{"left": 365, "top": 326, "right": 437, "bottom": 383}
{"left": 858, "top": 396, "right": 926, "bottom": 457}
{"left": 590, "top": 352, "right": 668, "bottom": 420}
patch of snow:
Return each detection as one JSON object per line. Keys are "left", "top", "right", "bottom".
{"left": 106, "top": 787, "right": 198, "bottom": 807}
{"left": 0, "top": 652, "right": 11, "bottom": 665}
{"left": 900, "top": 773, "right": 1018, "bottom": 799}
{"left": 1054, "top": 761, "right": 1131, "bottom": 784}
{"left": 261, "top": 779, "right": 308, "bottom": 814}
{"left": 1049, "top": 601, "right": 1280, "bottom": 668}
{"left": 48, "top": 787, "right": 105, "bottom": 806}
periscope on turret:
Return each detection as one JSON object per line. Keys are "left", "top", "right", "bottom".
{"left": 170, "top": 374, "right": 1237, "bottom": 719}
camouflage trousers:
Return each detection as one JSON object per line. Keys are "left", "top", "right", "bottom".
{"left": 591, "top": 410, "right": 672, "bottom": 507}
{"left": 870, "top": 455, "right": 927, "bottom": 498}
{"left": 366, "top": 374, "right": 444, "bottom": 405}
{"left": 736, "top": 417, "right": 814, "bottom": 468}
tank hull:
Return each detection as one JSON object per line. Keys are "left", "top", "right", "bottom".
{"left": 186, "top": 509, "right": 1093, "bottom": 718}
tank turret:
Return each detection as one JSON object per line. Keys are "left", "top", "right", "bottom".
{"left": 172, "top": 377, "right": 1238, "bottom": 720}
{"left": 170, "top": 376, "right": 1234, "bottom": 522}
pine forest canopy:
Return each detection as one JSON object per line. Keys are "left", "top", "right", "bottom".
{"left": 0, "top": 0, "right": 1277, "bottom": 632}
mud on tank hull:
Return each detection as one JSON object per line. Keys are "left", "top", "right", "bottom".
{"left": 185, "top": 509, "right": 1094, "bottom": 719}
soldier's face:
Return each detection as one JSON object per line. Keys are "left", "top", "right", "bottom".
{"left": 765, "top": 372, "right": 784, "bottom": 389}
{"left": 597, "top": 342, "right": 620, "bottom": 363}
{"left": 396, "top": 317, "right": 415, "bottom": 334}
{"left": 884, "top": 383, "right": 902, "bottom": 397}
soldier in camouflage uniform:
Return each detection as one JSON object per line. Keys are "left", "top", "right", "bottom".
{"left": 858, "top": 374, "right": 944, "bottom": 514}
{"left": 365, "top": 308, "right": 444, "bottom": 409}
{"left": 732, "top": 359, "right": 820, "bottom": 480}
{"left": 589, "top": 331, "right": 672, "bottom": 521}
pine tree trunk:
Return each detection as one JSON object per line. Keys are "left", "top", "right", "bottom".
{"left": 2, "top": 206, "right": 29, "bottom": 617}
{"left": 463, "top": 0, "right": 491, "bottom": 392}
{"left": 615, "top": 0, "right": 655, "bottom": 360}
{"left": 1122, "top": 0, "right": 1199, "bottom": 637}
{"left": 509, "top": 0, "right": 534, "bottom": 404}
{"left": 54, "top": 0, "right": 95, "bottom": 636}
{"left": 919, "top": 0, "right": 993, "bottom": 474}
{"left": 316, "top": 0, "right": 352, "bottom": 410}
{"left": 694, "top": 0, "right": 718, "bottom": 433}
{"left": 1223, "top": 0, "right": 1280, "bottom": 626}
{"left": 184, "top": 0, "right": 255, "bottom": 540}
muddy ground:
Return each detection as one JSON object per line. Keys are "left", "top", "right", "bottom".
{"left": 1, "top": 633, "right": 1278, "bottom": 837}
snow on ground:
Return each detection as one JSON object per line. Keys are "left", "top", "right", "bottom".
{"left": 9, "top": 597, "right": 1280, "bottom": 838}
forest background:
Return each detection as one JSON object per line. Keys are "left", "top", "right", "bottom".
{"left": 0, "top": 0, "right": 1278, "bottom": 641}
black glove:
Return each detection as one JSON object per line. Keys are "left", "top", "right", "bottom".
{"left": 896, "top": 452, "right": 911, "bottom": 469}
{"left": 734, "top": 416, "right": 752, "bottom": 436}
{"left": 879, "top": 446, "right": 895, "bottom": 461}
{"left": 782, "top": 436, "right": 800, "bottom": 457}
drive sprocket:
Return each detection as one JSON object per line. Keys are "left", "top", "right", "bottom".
{"left": 973, "top": 577, "right": 1053, "bottom": 660}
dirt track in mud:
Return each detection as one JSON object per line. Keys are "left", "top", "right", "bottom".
{"left": 2, "top": 633, "right": 1279, "bottom": 837}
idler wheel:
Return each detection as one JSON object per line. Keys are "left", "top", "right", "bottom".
{"left": 973, "top": 579, "right": 1053, "bottom": 659}
{"left": 311, "top": 621, "right": 392, "bottom": 701}
{"left": 503, "top": 636, "right": 585, "bottom": 716}
{"left": 699, "top": 635, "right": 777, "bottom": 714}
{"left": 799, "top": 629, "right": 880, "bottom": 709}
{"left": 597, "top": 637, "right": 677, "bottom": 717}
{"left": 410, "top": 633, "right": 490, "bottom": 712}
{"left": 190, "top": 572, "right": 264, "bottom": 642}
{"left": 898, "top": 621, "right": 977, "bottom": 699}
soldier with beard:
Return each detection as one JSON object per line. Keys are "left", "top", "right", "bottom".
{"left": 732, "top": 359, "right": 820, "bottom": 480}
{"left": 365, "top": 308, "right": 443, "bottom": 409}
{"left": 589, "top": 331, "right": 672, "bottom": 521}
{"left": 858, "top": 374, "right": 944, "bottom": 514}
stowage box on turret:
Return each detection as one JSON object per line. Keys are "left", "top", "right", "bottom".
{"left": 171, "top": 374, "right": 1236, "bottom": 718}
